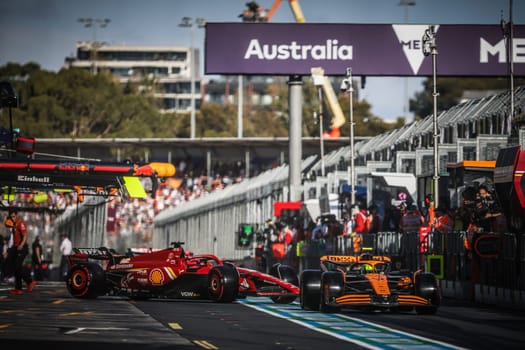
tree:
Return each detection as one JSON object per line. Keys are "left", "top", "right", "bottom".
{"left": 264, "top": 77, "right": 397, "bottom": 138}
{"left": 410, "top": 77, "right": 525, "bottom": 120}
{"left": 198, "top": 102, "right": 237, "bottom": 137}
{"left": 0, "top": 63, "right": 401, "bottom": 140}
{"left": 337, "top": 93, "right": 402, "bottom": 137}
{"left": 0, "top": 63, "right": 165, "bottom": 138}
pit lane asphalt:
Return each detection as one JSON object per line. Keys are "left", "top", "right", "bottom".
{"left": 3, "top": 281, "right": 525, "bottom": 350}
{"left": 0, "top": 281, "right": 194, "bottom": 349}
{"left": 0, "top": 281, "right": 359, "bottom": 350}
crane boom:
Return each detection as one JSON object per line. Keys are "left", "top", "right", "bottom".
{"left": 283, "top": 0, "right": 346, "bottom": 133}
{"left": 243, "top": 1, "right": 345, "bottom": 134}
{"left": 322, "top": 76, "right": 346, "bottom": 132}
{"left": 265, "top": 0, "right": 304, "bottom": 23}
{"left": 265, "top": 0, "right": 282, "bottom": 21}
{"left": 288, "top": 0, "right": 305, "bottom": 23}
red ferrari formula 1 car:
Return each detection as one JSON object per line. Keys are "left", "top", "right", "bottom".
{"left": 300, "top": 254, "right": 441, "bottom": 314}
{"left": 66, "top": 242, "right": 299, "bottom": 303}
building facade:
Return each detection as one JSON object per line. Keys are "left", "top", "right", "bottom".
{"left": 64, "top": 42, "right": 201, "bottom": 113}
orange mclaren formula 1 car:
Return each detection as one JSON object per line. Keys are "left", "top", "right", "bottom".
{"left": 66, "top": 242, "right": 299, "bottom": 303}
{"left": 300, "top": 254, "right": 441, "bottom": 314}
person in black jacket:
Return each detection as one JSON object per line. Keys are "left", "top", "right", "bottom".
{"left": 31, "top": 235, "right": 43, "bottom": 281}
{"left": 474, "top": 184, "right": 502, "bottom": 233}
{"left": 0, "top": 235, "right": 9, "bottom": 281}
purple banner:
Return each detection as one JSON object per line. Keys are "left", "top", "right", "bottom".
{"left": 205, "top": 23, "right": 525, "bottom": 76}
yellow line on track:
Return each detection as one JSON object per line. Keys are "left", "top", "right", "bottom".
{"left": 168, "top": 322, "right": 182, "bottom": 330}
{"left": 193, "top": 340, "right": 219, "bottom": 349}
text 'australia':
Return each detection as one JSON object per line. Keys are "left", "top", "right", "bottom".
{"left": 244, "top": 39, "right": 353, "bottom": 61}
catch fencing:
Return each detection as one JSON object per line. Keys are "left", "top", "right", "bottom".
{"left": 283, "top": 230, "right": 525, "bottom": 308}
{"left": 56, "top": 193, "right": 525, "bottom": 309}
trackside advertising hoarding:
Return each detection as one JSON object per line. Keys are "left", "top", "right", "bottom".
{"left": 204, "top": 23, "right": 525, "bottom": 77}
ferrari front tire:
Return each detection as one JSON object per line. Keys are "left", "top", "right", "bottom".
{"left": 270, "top": 263, "right": 299, "bottom": 304}
{"left": 300, "top": 270, "right": 321, "bottom": 311}
{"left": 66, "top": 263, "right": 106, "bottom": 299}
{"left": 208, "top": 264, "right": 239, "bottom": 303}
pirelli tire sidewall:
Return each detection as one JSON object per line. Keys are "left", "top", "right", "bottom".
{"left": 208, "top": 264, "right": 239, "bottom": 303}
{"left": 270, "top": 263, "right": 299, "bottom": 304}
{"left": 270, "top": 263, "right": 299, "bottom": 286}
{"left": 321, "top": 271, "right": 344, "bottom": 299}
{"left": 66, "top": 263, "right": 107, "bottom": 299}
{"left": 320, "top": 271, "right": 344, "bottom": 313}
{"left": 300, "top": 269, "right": 322, "bottom": 311}
{"left": 414, "top": 272, "right": 441, "bottom": 307}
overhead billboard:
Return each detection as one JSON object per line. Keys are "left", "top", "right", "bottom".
{"left": 205, "top": 23, "right": 524, "bottom": 77}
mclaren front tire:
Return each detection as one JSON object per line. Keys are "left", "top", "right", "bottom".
{"left": 320, "top": 271, "right": 343, "bottom": 313}
{"left": 414, "top": 272, "right": 440, "bottom": 315}
{"left": 300, "top": 269, "right": 321, "bottom": 311}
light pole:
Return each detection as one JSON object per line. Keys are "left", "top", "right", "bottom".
{"left": 179, "top": 17, "right": 206, "bottom": 139}
{"left": 501, "top": 0, "right": 515, "bottom": 136}
{"left": 399, "top": 0, "right": 415, "bottom": 121}
{"left": 341, "top": 68, "right": 356, "bottom": 207}
{"left": 311, "top": 67, "right": 326, "bottom": 177}
{"left": 422, "top": 25, "right": 439, "bottom": 209}
{"left": 78, "top": 18, "right": 110, "bottom": 75}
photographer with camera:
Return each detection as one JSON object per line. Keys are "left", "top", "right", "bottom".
{"left": 463, "top": 184, "right": 506, "bottom": 252}
{"left": 463, "top": 184, "right": 505, "bottom": 301}
{"left": 474, "top": 184, "right": 502, "bottom": 233}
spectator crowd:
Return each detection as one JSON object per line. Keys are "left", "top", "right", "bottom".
{"left": 1, "top": 156, "right": 507, "bottom": 282}
{"left": 255, "top": 184, "right": 506, "bottom": 272}
{"left": 1, "top": 164, "right": 248, "bottom": 282}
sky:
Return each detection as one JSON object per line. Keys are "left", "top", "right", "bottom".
{"left": 0, "top": 0, "right": 523, "bottom": 122}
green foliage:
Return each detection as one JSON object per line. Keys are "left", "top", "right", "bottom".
{"left": 0, "top": 63, "right": 400, "bottom": 140}
{"left": 3, "top": 63, "right": 522, "bottom": 141}
{"left": 337, "top": 94, "right": 400, "bottom": 137}
{"left": 410, "top": 77, "right": 525, "bottom": 119}
{"left": 198, "top": 102, "right": 237, "bottom": 137}
{"left": 0, "top": 63, "right": 166, "bottom": 138}
{"left": 264, "top": 77, "right": 396, "bottom": 138}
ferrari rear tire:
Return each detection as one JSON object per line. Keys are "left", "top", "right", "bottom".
{"left": 300, "top": 269, "right": 321, "bottom": 311}
{"left": 66, "top": 263, "right": 107, "bottom": 299}
{"left": 208, "top": 264, "right": 239, "bottom": 303}
{"left": 320, "top": 271, "right": 343, "bottom": 313}
{"left": 270, "top": 263, "right": 299, "bottom": 304}
{"left": 414, "top": 272, "right": 440, "bottom": 315}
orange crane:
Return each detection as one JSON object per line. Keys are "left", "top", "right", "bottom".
{"left": 241, "top": 1, "right": 345, "bottom": 137}
{"left": 240, "top": 1, "right": 304, "bottom": 22}
{"left": 265, "top": 0, "right": 305, "bottom": 22}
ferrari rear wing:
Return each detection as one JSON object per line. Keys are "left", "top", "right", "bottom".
{"left": 68, "top": 247, "right": 122, "bottom": 265}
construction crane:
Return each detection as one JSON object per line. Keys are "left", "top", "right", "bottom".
{"left": 265, "top": 0, "right": 305, "bottom": 22}
{"left": 240, "top": 0, "right": 304, "bottom": 22}
{"left": 240, "top": 1, "right": 345, "bottom": 137}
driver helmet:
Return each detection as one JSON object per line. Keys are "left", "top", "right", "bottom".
{"left": 362, "top": 263, "right": 373, "bottom": 274}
